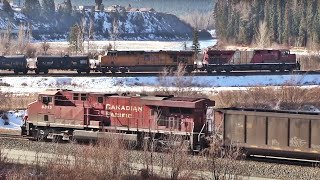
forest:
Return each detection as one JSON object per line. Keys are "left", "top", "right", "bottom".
{"left": 215, "top": 0, "right": 320, "bottom": 48}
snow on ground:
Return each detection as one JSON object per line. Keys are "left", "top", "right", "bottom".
{"left": 0, "top": 74, "right": 319, "bottom": 94}
{"left": 37, "top": 39, "right": 217, "bottom": 52}
{"left": 0, "top": 110, "right": 24, "bottom": 130}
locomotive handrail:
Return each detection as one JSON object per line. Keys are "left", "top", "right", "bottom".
{"left": 198, "top": 123, "right": 206, "bottom": 142}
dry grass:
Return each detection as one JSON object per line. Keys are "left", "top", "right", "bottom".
{"left": 0, "top": 93, "right": 37, "bottom": 110}
{"left": 0, "top": 134, "right": 247, "bottom": 180}
{"left": 216, "top": 86, "right": 320, "bottom": 111}
{"left": 298, "top": 55, "right": 320, "bottom": 71}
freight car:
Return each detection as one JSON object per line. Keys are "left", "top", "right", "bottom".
{"left": 36, "top": 55, "right": 90, "bottom": 74}
{"left": 202, "top": 49, "right": 299, "bottom": 73}
{"left": 21, "top": 89, "right": 215, "bottom": 151}
{"left": 98, "top": 50, "right": 196, "bottom": 74}
{"left": 215, "top": 108, "right": 320, "bottom": 160}
{"left": 0, "top": 55, "right": 28, "bottom": 74}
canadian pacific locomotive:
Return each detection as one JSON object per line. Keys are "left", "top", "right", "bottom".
{"left": 21, "top": 89, "right": 215, "bottom": 151}
{"left": 202, "top": 49, "right": 299, "bottom": 73}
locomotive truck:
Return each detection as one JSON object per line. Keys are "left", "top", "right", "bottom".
{"left": 21, "top": 89, "right": 215, "bottom": 151}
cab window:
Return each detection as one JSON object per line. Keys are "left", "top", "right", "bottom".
{"left": 98, "top": 96, "right": 103, "bottom": 103}
{"left": 42, "top": 96, "right": 52, "bottom": 104}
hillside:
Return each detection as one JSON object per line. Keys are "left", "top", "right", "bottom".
{"left": 0, "top": 9, "right": 194, "bottom": 41}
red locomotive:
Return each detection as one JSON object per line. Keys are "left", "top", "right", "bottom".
{"left": 202, "top": 49, "right": 299, "bottom": 73}
{"left": 21, "top": 89, "right": 215, "bottom": 151}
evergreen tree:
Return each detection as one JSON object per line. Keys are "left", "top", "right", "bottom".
{"left": 41, "top": 0, "right": 55, "bottom": 19}
{"left": 65, "top": 0, "right": 72, "bottom": 15}
{"left": 95, "top": 0, "right": 102, "bottom": 10}
{"left": 191, "top": 29, "right": 200, "bottom": 54}
{"left": 23, "top": 0, "right": 41, "bottom": 19}
{"left": 3, "top": 0, "right": 12, "bottom": 13}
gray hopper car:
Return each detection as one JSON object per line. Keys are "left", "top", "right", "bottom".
{"left": 215, "top": 108, "right": 320, "bottom": 160}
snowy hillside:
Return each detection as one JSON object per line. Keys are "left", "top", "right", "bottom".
{"left": 0, "top": 8, "right": 194, "bottom": 41}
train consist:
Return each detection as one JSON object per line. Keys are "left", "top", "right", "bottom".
{"left": 21, "top": 89, "right": 215, "bottom": 150}
{"left": 20, "top": 90, "right": 320, "bottom": 160}
{"left": 0, "top": 49, "right": 300, "bottom": 74}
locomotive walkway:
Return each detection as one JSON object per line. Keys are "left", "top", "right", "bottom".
{"left": 1, "top": 148, "right": 276, "bottom": 180}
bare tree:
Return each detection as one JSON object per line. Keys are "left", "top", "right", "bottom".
{"left": 255, "top": 21, "right": 271, "bottom": 48}
{"left": 87, "top": 17, "right": 95, "bottom": 54}
{"left": 41, "top": 41, "right": 50, "bottom": 55}
{"left": 112, "top": 16, "right": 119, "bottom": 50}
{"left": 17, "top": 23, "right": 27, "bottom": 54}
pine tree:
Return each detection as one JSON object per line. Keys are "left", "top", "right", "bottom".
{"left": 3, "top": 0, "right": 12, "bottom": 13}
{"left": 95, "top": 0, "right": 102, "bottom": 10}
{"left": 66, "top": 0, "right": 72, "bottom": 13}
{"left": 41, "top": 0, "right": 55, "bottom": 19}
{"left": 191, "top": 29, "right": 200, "bottom": 54}
{"left": 23, "top": 0, "right": 41, "bottom": 19}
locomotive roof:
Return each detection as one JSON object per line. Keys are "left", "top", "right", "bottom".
{"left": 38, "top": 90, "right": 214, "bottom": 107}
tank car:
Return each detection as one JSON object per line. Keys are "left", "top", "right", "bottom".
{"left": 36, "top": 55, "right": 90, "bottom": 74}
{"left": 21, "top": 89, "right": 215, "bottom": 151}
{"left": 215, "top": 108, "right": 320, "bottom": 160}
{"left": 99, "top": 50, "right": 195, "bottom": 74}
{"left": 202, "top": 49, "right": 299, "bottom": 73}
{"left": 0, "top": 55, "right": 28, "bottom": 74}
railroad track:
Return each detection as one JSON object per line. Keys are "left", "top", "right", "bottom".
{"left": 0, "top": 132, "right": 318, "bottom": 168}
{"left": 0, "top": 70, "right": 319, "bottom": 77}
{"left": 0, "top": 133, "right": 27, "bottom": 141}
{"left": 247, "top": 155, "right": 320, "bottom": 167}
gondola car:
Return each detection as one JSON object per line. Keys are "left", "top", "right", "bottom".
{"left": 0, "top": 55, "right": 28, "bottom": 74}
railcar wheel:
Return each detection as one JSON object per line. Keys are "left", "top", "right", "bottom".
{"left": 14, "top": 70, "right": 18, "bottom": 75}
{"left": 23, "top": 70, "right": 28, "bottom": 74}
